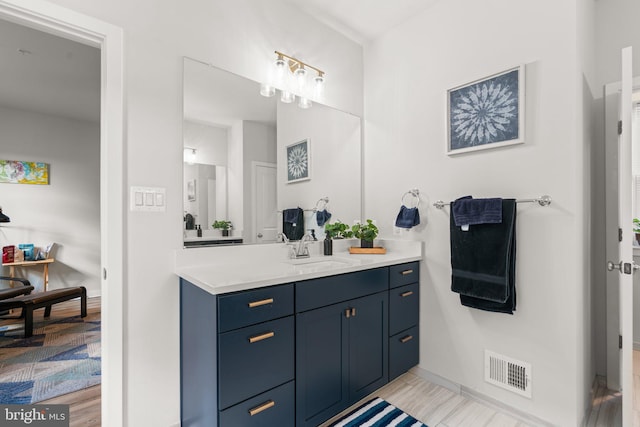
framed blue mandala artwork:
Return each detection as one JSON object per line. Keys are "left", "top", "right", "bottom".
{"left": 447, "top": 65, "right": 525, "bottom": 155}
{"left": 286, "top": 139, "right": 310, "bottom": 183}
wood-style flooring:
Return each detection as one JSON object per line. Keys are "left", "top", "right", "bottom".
{"left": 2, "top": 296, "right": 632, "bottom": 426}
{"left": 0, "top": 295, "right": 102, "bottom": 427}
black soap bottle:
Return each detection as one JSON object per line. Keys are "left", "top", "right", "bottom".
{"left": 196, "top": 225, "right": 202, "bottom": 237}
{"left": 323, "top": 232, "right": 333, "bottom": 256}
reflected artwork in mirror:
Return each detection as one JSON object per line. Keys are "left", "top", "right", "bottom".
{"left": 183, "top": 57, "right": 362, "bottom": 247}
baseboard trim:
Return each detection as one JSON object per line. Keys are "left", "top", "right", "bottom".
{"left": 412, "top": 367, "right": 553, "bottom": 427}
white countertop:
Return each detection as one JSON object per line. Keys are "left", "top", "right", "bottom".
{"left": 175, "top": 239, "right": 422, "bottom": 295}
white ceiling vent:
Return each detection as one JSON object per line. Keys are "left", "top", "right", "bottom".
{"left": 484, "top": 350, "right": 532, "bottom": 398}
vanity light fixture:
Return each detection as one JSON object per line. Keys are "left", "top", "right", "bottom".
{"left": 183, "top": 147, "right": 197, "bottom": 165}
{"left": 261, "top": 50, "right": 325, "bottom": 109}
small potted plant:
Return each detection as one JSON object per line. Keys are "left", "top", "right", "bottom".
{"left": 324, "top": 221, "right": 354, "bottom": 240}
{"left": 351, "top": 219, "right": 378, "bottom": 248}
{"left": 212, "top": 220, "right": 232, "bottom": 237}
{"left": 634, "top": 218, "right": 640, "bottom": 244}
{"left": 323, "top": 221, "right": 354, "bottom": 256}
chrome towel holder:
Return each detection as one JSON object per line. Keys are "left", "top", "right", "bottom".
{"left": 401, "top": 189, "right": 420, "bottom": 208}
{"left": 433, "top": 195, "right": 552, "bottom": 210}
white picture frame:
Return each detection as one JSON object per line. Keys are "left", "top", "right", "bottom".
{"left": 447, "top": 65, "right": 525, "bottom": 155}
{"left": 286, "top": 138, "right": 311, "bottom": 183}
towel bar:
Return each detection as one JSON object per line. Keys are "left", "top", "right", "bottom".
{"left": 433, "top": 195, "right": 551, "bottom": 210}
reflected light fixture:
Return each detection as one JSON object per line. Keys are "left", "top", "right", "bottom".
{"left": 261, "top": 50, "right": 325, "bottom": 109}
{"left": 183, "top": 147, "right": 197, "bottom": 165}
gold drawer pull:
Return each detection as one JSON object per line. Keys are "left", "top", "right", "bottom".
{"left": 248, "top": 399, "right": 275, "bottom": 416}
{"left": 248, "top": 331, "right": 275, "bottom": 343}
{"left": 401, "top": 269, "right": 414, "bottom": 276}
{"left": 400, "top": 335, "right": 413, "bottom": 343}
{"left": 400, "top": 291, "right": 414, "bottom": 297}
{"left": 248, "top": 298, "right": 274, "bottom": 308}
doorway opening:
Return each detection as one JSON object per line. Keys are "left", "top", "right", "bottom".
{"left": 0, "top": 1, "right": 125, "bottom": 425}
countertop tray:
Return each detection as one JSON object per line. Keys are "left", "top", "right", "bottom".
{"left": 349, "top": 247, "right": 387, "bottom": 254}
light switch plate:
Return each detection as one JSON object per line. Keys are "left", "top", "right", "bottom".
{"left": 130, "top": 186, "right": 166, "bottom": 212}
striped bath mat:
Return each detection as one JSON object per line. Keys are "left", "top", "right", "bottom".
{"left": 329, "top": 397, "right": 427, "bottom": 427}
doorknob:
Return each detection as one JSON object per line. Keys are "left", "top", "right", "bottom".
{"left": 257, "top": 233, "right": 263, "bottom": 238}
{"left": 607, "top": 260, "right": 623, "bottom": 272}
{"left": 607, "top": 260, "right": 640, "bottom": 274}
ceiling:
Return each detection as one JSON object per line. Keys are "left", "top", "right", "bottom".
{"left": 0, "top": 18, "right": 100, "bottom": 123}
{"left": 0, "top": 2, "right": 434, "bottom": 123}
{"left": 283, "top": 0, "right": 440, "bottom": 44}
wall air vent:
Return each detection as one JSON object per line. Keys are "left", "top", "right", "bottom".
{"left": 484, "top": 350, "right": 532, "bottom": 398}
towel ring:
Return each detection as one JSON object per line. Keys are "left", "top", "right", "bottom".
{"left": 314, "top": 197, "right": 329, "bottom": 212}
{"left": 401, "top": 189, "right": 420, "bottom": 209}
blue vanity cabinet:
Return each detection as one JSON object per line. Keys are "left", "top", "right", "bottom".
{"left": 295, "top": 269, "right": 388, "bottom": 427}
{"left": 388, "top": 262, "right": 420, "bottom": 381}
{"left": 180, "top": 279, "right": 295, "bottom": 427}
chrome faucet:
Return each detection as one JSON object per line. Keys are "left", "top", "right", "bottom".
{"left": 278, "top": 233, "right": 290, "bottom": 243}
{"left": 290, "top": 232, "right": 313, "bottom": 259}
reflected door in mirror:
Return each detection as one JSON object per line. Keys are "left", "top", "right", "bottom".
{"left": 254, "top": 162, "right": 277, "bottom": 244}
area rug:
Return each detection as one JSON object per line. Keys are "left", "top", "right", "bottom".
{"left": 329, "top": 397, "right": 428, "bottom": 427}
{"left": 0, "top": 313, "right": 100, "bottom": 404}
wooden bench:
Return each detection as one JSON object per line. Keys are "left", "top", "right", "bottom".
{"left": 0, "top": 286, "right": 87, "bottom": 338}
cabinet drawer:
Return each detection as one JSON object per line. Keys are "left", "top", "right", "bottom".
{"left": 218, "top": 283, "right": 293, "bottom": 332}
{"left": 296, "top": 268, "right": 388, "bottom": 312}
{"left": 219, "top": 380, "right": 294, "bottom": 427}
{"left": 219, "top": 316, "right": 294, "bottom": 409}
{"left": 389, "top": 262, "right": 419, "bottom": 289}
{"left": 389, "top": 326, "right": 419, "bottom": 381}
{"left": 389, "top": 283, "right": 419, "bottom": 336}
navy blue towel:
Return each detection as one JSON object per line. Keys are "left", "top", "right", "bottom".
{"left": 283, "top": 208, "right": 300, "bottom": 224}
{"left": 450, "top": 199, "right": 517, "bottom": 314}
{"left": 452, "top": 196, "right": 503, "bottom": 226}
{"left": 395, "top": 205, "right": 420, "bottom": 229}
{"left": 316, "top": 209, "right": 332, "bottom": 226}
{"left": 283, "top": 208, "right": 304, "bottom": 240}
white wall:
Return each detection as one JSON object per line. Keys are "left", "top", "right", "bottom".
{"left": 183, "top": 120, "right": 228, "bottom": 166}
{"left": 364, "top": 0, "right": 587, "bottom": 425}
{"left": 37, "top": 1, "right": 363, "bottom": 425}
{"left": 0, "top": 106, "right": 100, "bottom": 296}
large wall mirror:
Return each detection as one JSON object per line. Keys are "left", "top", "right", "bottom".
{"left": 183, "top": 57, "right": 362, "bottom": 247}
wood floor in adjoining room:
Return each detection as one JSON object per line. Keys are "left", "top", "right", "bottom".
{"left": 0, "top": 296, "right": 102, "bottom": 427}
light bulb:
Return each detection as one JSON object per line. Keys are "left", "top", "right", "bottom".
{"left": 274, "top": 54, "right": 286, "bottom": 69}
{"left": 298, "top": 97, "right": 312, "bottom": 109}
{"left": 294, "top": 65, "right": 307, "bottom": 90}
{"left": 314, "top": 73, "right": 325, "bottom": 98}
{"left": 280, "top": 91, "right": 295, "bottom": 104}
{"left": 260, "top": 83, "right": 275, "bottom": 97}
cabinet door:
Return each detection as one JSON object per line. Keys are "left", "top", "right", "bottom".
{"left": 348, "top": 292, "right": 388, "bottom": 402}
{"left": 296, "top": 302, "right": 349, "bottom": 427}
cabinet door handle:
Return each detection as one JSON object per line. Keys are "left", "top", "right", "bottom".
{"left": 248, "top": 298, "right": 274, "bottom": 308}
{"left": 400, "top": 335, "right": 413, "bottom": 343}
{"left": 401, "top": 269, "right": 414, "bottom": 276}
{"left": 351, "top": 307, "right": 356, "bottom": 317}
{"left": 400, "top": 291, "right": 414, "bottom": 297}
{"left": 248, "top": 331, "right": 275, "bottom": 343}
{"left": 345, "top": 308, "right": 351, "bottom": 319}
{"left": 248, "top": 399, "right": 275, "bottom": 416}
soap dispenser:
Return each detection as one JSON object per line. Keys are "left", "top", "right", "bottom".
{"left": 323, "top": 231, "right": 332, "bottom": 256}
{"left": 196, "top": 225, "right": 202, "bottom": 237}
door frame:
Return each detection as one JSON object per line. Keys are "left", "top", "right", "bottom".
{"left": 0, "top": 1, "right": 125, "bottom": 425}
